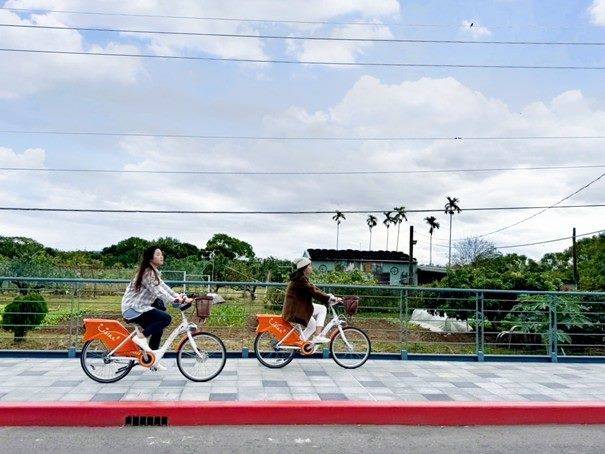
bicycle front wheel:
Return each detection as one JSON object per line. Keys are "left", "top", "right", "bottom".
{"left": 330, "top": 326, "right": 371, "bottom": 369}
{"left": 80, "top": 339, "right": 134, "bottom": 383}
{"left": 254, "top": 332, "right": 295, "bottom": 368}
{"left": 176, "top": 332, "right": 227, "bottom": 382}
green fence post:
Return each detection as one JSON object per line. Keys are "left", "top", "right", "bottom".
{"left": 477, "top": 292, "right": 485, "bottom": 361}
{"left": 474, "top": 292, "right": 479, "bottom": 356}
{"left": 67, "top": 283, "right": 76, "bottom": 358}
{"left": 399, "top": 289, "right": 408, "bottom": 360}
{"left": 547, "top": 296, "right": 553, "bottom": 359}
{"left": 549, "top": 295, "right": 558, "bottom": 363}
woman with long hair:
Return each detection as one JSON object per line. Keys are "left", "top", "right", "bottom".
{"left": 282, "top": 257, "right": 340, "bottom": 343}
{"left": 121, "top": 246, "right": 191, "bottom": 370}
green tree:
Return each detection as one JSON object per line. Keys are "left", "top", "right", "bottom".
{"left": 575, "top": 234, "right": 605, "bottom": 290}
{"left": 424, "top": 216, "right": 440, "bottom": 265}
{"left": 0, "top": 236, "right": 46, "bottom": 257}
{"left": 393, "top": 206, "right": 408, "bottom": 252}
{"left": 0, "top": 238, "right": 70, "bottom": 293}
{"left": 366, "top": 215, "right": 378, "bottom": 250}
{"left": 101, "top": 237, "right": 150, "bottom": 267}
{"left": 156, "top": 237, "right": 201, "bottom": 260}
{"left": 332, "top": 211, "right": 346, "bottom": 250}
{"left": 1, "top": 293, "right": 48, "bottom": 342}
{"left": 258, "top": 257, "right": 293, "bottom": 282}
{"left": 444, "top": 196, "right": 462, "bottom": 267}
{"left": 205, "top": 233, "right": 255, "bottom": 260}
{"left": 430, "top": 254, "right": 562, "bottom": 321}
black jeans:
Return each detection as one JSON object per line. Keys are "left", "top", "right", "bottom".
{"left": 130, "top": 308, "right": 172, "bottom": 350}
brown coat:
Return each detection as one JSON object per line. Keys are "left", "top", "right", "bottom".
{"left": 282, "top": 276, "right": 331, "bottom": 327}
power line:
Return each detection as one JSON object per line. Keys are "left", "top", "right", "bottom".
{"left": 3, "top": 23, "right": 604, "bottom": 46}
{"left": 495, "top": 229, "right": 604, "bottom": 249}
{"left": 0, "top": 204, "right": 603, "bottom": 215}
{"left": 1, "top": 47, "right": 605, "bottom": 70}
{"left": 1, "top": 129, "right": 604, "bottom": 141}
{"left": 0, "top": 6, "right": 577, "bottom": 30}
{"left": 460, "top": 172, "right": 605, "bottom": 240}
{"left": 1, "top": 164, "right": 604, "bottom": 176}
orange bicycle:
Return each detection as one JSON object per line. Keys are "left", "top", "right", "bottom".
{"left": 80, "top": 297, "right": 226, "bottom": 383}
{"left": 254, "top": 297, "right": 370, "bottom": 369}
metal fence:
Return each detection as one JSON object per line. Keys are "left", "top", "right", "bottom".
{"left": 0, "top": 276, "right": 603, "bottom": 361}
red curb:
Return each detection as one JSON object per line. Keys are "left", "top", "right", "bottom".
{"left": 1, "top": 401, "right": 605, "bottom": 426}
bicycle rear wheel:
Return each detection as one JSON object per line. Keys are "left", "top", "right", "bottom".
{"left": 330, "top": 326, "right": 371, "bottom": 369}
{"left": 176, "top": 332, "right": 226, "bottom": 382}
{"left": 80, "top": 339, "right": 134, "bottom": 383}
{"left": 254, "top": 332, "right": 295, "bottom": 368}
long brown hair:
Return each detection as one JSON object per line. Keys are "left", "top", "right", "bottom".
{"left": 134, "top": 246, "right": 161, "bottom": 292}
{"left": 289, "top": 265, "right": 308, "bottom": 281}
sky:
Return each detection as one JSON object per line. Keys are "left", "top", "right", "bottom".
{"left": 0, "top": 0, "right": 604, "bottom": 265}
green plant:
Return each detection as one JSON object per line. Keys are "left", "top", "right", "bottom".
{"left": 1, "top": 293, "right": 48, "bottom": 342}
{"left": 501, "top": 295, "right": 592, "bottom": 345}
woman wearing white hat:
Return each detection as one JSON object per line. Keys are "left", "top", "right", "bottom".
{"left": 281, "top": 257, "right": 339, "bottom": 343}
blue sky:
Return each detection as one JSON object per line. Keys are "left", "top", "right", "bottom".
{"left": 0, "top": 0, "right": 604, "bottom": 264}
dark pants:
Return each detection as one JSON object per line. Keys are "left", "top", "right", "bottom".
{"left": 130, "top": 308, "right": 172, "bottom": 350}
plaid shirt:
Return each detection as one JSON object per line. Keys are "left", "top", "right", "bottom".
{"left": 121, "top": 268, "right": 179, "bottom": 315}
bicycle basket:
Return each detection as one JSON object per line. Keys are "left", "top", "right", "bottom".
{"left": 342, "top": 296, "right": 359, "bottom": 316}
{"left": 193, "top": 296, "right": 213, "bottom": 322}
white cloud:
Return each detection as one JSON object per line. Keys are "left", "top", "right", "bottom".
{"left": 460, "top": 20, "right": 492, "bottom": 38}
{"left": 286, "top": 23, "right": 393, "bottom": 63}
{"left": 0, "top": 10, "right": 144, "bottom": 98}
{"left": 2, "top": 75, "right": 604, "bottom": 263}
{"left": 5, "top": 0, "right": 400, "bottom": 62}
{"left": 589, "top": 0, "right": 605, "bottom": 25}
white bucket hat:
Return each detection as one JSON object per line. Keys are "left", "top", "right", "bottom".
{"left": 293, "top": 257, "right": 311, "bottom": 270}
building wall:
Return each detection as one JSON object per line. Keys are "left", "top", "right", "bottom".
{"left": 311, "top": 259, "right": 417, "bottom": 286}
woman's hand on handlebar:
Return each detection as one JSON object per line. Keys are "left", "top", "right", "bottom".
{"left": 177, "top": 294, "right": 194, "bottom": 304}
{"left": 328, "top": 295, "right": 343, "bottom": 305}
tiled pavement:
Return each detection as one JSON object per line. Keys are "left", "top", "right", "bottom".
{"left": 0, "top": 358, "right": 603, "bottom": 403}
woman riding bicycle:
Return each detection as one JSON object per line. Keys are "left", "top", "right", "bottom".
{"left": 121, "top": 246, "right": 191, "bottom": 369}
{"left": 282, "top": 257, "right": 340, "bottom": 344}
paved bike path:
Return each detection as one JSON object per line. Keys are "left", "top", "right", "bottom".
{"left": 1, "top": 358, "right": 603, "bottom": 403}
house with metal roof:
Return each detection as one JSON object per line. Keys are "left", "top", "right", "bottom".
{"left": 303, "top": 248, "right": 418, "bottom": 286}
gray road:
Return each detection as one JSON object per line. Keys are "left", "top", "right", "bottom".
{"left": 1, "top": 425, "right": 604, "bottom": 453}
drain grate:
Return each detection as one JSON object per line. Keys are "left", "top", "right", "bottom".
{"left": 125, "top": 415, "right": 168, "bottom": 427}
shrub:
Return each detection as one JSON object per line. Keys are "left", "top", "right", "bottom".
{"left": 501, "top": 295, "right": 592, "bottom": 345}
{"left": 1, "top": 293, "right": 48, "bottom": 342}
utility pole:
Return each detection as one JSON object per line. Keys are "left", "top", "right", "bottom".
{"left": 408, "top": 225, "right": 417, "bottom": 285}
{"left": 572, "top": 227, "right": 579, "bottom": 288}
{"left": 448, "top": 211, "right": 453, "bottom": 267}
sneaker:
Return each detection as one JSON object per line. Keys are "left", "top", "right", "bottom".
{"left": 312, "top": 335, "right": 330, "bottom": 344}
{"left": 132, "top": 335, "right": 152, "bottom": 352}
{"left": 150, "top": 361, "right": 167, "bottom": 372}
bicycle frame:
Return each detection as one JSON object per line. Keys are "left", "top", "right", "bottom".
{"left": 84, "top": 310, "right": 201, "bottom": 367}
{"left": 259, "top": 304, "right": 353, "bottom": 354}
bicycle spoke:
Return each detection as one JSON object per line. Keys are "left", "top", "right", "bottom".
{"left": 81, "top": 339, "right": 133, "bottom": 382}
{"left": 254, "top": 331, "right": 295, "bottom": 368}
{"left": 331, "top": 327, "right": 370, "bottom": 369}
{"left": 177, "top": 333, "right": 226, "bottom": 381}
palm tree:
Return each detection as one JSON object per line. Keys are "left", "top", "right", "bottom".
{"left": 366, "top": 214, "right": 378, "bottom": 250}
{"left": 332, "top": 211, "right": 346, "bottom": 250}
{"left": 424, "top": 216, "right": 440, "bottom": 265}
{"left": 383, "top": 211, "right": 394, "bottom": 250}
{"left": 393, "top": 206, "right": 408, "bottom": 251}
{"left": 444, "top": 197, "right": 462, "bottom": 267}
